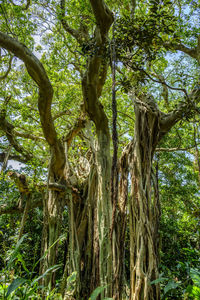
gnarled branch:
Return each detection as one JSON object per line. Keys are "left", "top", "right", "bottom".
{"left": 164, "top": 41, "right": 199, "bottom": 63}
{"left": 81, "top": 1, "right": 113, "bottom": 133}
{"left": 0, "top": 112, "right": 33, "bottom": 161}
{"left": 60, "top": 0, "right": 87, "bottom": 43}
{"left": 89, "top": 0, "right": 114, "bottom": 38}
{"left": 63, "top": 117, "right": 87, "bottom": 148}
{"left": 0, "top": 32, "right": 65, "bottom": 175}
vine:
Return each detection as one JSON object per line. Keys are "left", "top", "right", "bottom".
{"left": 110, "top": 16, "right": 119, "bottom": 241}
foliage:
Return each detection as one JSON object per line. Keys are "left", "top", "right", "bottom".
{"left": 0, "top": 234, "right": 64, "bottom": 299}
{"left": 0, "top": 0, "right": 200, "bottom": 299}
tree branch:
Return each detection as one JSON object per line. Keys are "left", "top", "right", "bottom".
{"left": 149, "top": 72, "right": 169, "bottom": 107}
{"left": 14, "top": 129, "right": 45, "bottom": 141}
{"left": 0, "top": 152, "right": 28, "bottom": 164}
{"left": 0, "top": 145, "right": 11, "bottom": 172}
{"left": 0, "top": 32, "right": 65, "bottom": 175}
{"left": 53, "top": 109, "right": 71, "bottom": 121}
{"left": 160, "top": 86, "right": 200, "bottom": 135}
{"left": 89, "top": 0, "right": 114, "bottom": 38}
{"left": 81, "top": 1, "right": 113, "bottom": 133}
{"left": 164, "top": 41, "right": 199, "bottom": 62}
{"left": 9, "top": 0, "right": 31, "bottom": 11}
{"left": 60, "top": 0, "right": 86, "bottom": 43}
{"left": 140, "top": 67, "right": 188, "bottom": 98}
{"left": 97, "top": 62, "right": 108, "bottom": 97}
{"left": 130, "top": 0, "right": 137, "bottom": 18}
{"left": 0, "top": 32, "right": 55, "bottom": 143}
{"left": 156, "top": 144, "right": 200, "bottom": 152}
{"left": 0, "top": 199, "right": 42, "bottom": 215}
{"left": 48, "top": 182, "right": 67, "bottom": 191}
{"left": 63, "top": 117, "right": 87, "bottom": 148}
{"left": 0, "top": 55, "right": 13, "bottom": 80}
{"left": 82, "top": 61, "right": 110, "bottom": 133}
{"left": 8, "top": 171, "right": 30, "bottom": 194}
{"left": 0, "top": 111, "right": 33, "bottom": 161}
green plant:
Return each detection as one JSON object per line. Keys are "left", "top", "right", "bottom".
{"left": 0, "top": 234, "right": 63, "bottom": 299}
{"left": 88, "top": 285, "right": 113, "bottom": 300}
{"left": 184, "top": 268, "right": 200, "bottom": 300}
{"left": 151, "top": 274, "right": 181, "bottom": 299}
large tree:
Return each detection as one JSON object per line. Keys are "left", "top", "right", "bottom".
{"left": 0, "top": 0, "right": 200, "bottom": 299}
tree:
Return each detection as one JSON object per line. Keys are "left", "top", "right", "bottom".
{"left": 0, "top": 0, "right": 200, "bottom": 299}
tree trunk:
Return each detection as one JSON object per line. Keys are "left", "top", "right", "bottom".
{"left": 112, "top": 144, "right": 130, "bottom": 299}
{"left": 62, "top": 130, "right": 112, "bottom": 299}
{"left": 80, "top": 164, "right": 100, "bottom": 297}
{"left": 40, "top": 180, "right": 65, "bottom": 289}
{"left": 68, "top": 129, "right": 112, "bottom": 300}
{"left": 129, "top": 98, "right": 161, "bottom": 300}
{"left": 61, "top": 162, "right": 100, "bottom": 300}
{"left": 81, "top": 58, "right": 113, "bottom": 298}
{"left": 96, "top": 130, "right": 112, "bottom": 297}
{"left": 62, "top": 131, "right": 112, "bottom": 300}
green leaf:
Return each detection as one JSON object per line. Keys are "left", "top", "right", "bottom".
{"left": 7, "top": 234, "right": 28, "bottom": 268}
{"left": 16, "top": 253, "right": 30, "bottom": 274}
{"left": 191, "top": 286, "right": 200, "bottom": 298}
{"left": 190, "top": 268, "right": 200, "bottom": 288}
{"left": 31, "top": 234, "right": 65, "bottom": 274}
{"left": 31, "top": 264, "right": 61, "bottom": 286}
{"left": 25, "top": 285, "right": 39, "bottom": 297}
{"left": 6, "top": 278, "right": 27, "bottom": 297}
{"left": 164, "top": 280, "right": 180, "bottom": 295}
{"left": 89, "top": 286, "right": 107, "bottom": 300}
{"left": 150, "top": 277, "right": 168, "bottom": 285}
{"left": 186, "top": 284, "right": 200, "bottom": 298}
